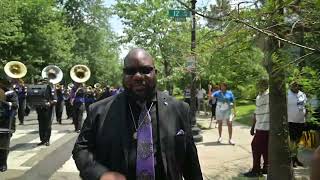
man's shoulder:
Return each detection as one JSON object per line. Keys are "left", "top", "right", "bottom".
{"left": 89, "top": 93, "right": 120, "bottom": 111}
{"left": 158, "top": 91, "right": 189, "bottom": 109}
{"left": 213, "top": 90, "right": 220, "bottom": 96}
{"left": 298, "top": 90, "right": 306, "bottom": 96}
{"left": 226, "top": 90, "right": 233, "bottom": 95}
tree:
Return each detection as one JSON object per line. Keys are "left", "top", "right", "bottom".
{"left": 206, "top": 0, "right": 231, "bottom": 30}
{"left": 0, "top": 0, "right": 24, "bottom": 74}
{"left": 114, "top": 0, "right": 191, "bottom": 92}
{"left": 62, "top": 0, "right": 121, "bottom": 85}
{"left": 15, "top": 0, "right": 76, "bottom": 81}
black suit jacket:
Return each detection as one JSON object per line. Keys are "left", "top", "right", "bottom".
{"left": 72, "top": 91, "right": 203, "bottom": 180}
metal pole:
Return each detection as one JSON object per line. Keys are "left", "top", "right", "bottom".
{"left": 190, "top": 0, "right": 197, "bottom": 126}
{"left": 190, "top": 0, "right": 202, "bottom": 142}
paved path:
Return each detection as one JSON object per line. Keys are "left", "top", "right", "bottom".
{"left": 196, "top": 114, "right": 311, "bottom": 180}
{"left": 1, "top": 110, "right": 81, "bottom": 180}
{"left": 196, "top": 116, "right": 253, "bottom": 180}
{"left": 1, "top": 111, "right": 311, "bottom": 180}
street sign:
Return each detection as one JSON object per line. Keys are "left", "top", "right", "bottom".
{"left": 186, "top": 55, "right": 196, "bottom": 71}
{"left": 174, "top": 17, "right": 186, "bottom": 22}
{"left": 169, "top": 10, "right": 191, "bottom": 18}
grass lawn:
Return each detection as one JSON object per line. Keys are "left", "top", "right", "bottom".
{"left": 234, "top": 103, "right": 255, "bottom": 126}
{"left": 173, "top": 95, "right": 255, "bottom": 126}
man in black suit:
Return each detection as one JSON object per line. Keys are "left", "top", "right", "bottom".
{"left": 72, "top": 48, "right": 203, "bottom": 180}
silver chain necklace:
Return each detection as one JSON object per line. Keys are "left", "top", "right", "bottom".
{"left": 128, "top": 102, "right": 154, "bottom": 139}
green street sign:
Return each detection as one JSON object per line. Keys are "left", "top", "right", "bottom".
{"left": 174, "top": 17, "right": 186, "bottom": 22}
{"left": 169, "top": 10, "right": 191, "bottom": 18}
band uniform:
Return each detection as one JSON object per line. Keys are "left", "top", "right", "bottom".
{"left": 0, "top": 81, "right": 18, "bottom": 172}
{"left": 35, "top": 81, "right": 57, "bottom": 146}
{"left": 55, "top": 85, "right": 64, "bottom": 124}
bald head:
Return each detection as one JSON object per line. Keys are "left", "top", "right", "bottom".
{"left": 124, "top": 48, "right": 154, "bottom": 67}
{"left": 122, "top": 48, "right": 156, "bottom": 101}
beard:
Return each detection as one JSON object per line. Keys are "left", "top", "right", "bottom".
{"left": 124, "top": 83, "right": 156, "bottom": 102}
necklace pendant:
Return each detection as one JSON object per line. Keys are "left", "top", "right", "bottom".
{"left": 133, "top": 132, "right": 137, "bottom": 139}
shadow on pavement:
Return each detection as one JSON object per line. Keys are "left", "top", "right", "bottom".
{"left": 57, "top": 129, "right": 76, "bottom": 134}
{"left": 10, "top": 143, "right": 39, "bottom": 151}
{"left": 204, "top": 173, "right": 265, "bottom": 180}
{"left": 199, "top": 141, "right": 233, "bottom": 146}
{"left": 18, "top": 123, "right": 39, "bottom": 126}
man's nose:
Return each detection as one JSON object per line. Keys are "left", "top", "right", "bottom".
{"left": 132, "top": 71, "right": 144, "bottom": 79}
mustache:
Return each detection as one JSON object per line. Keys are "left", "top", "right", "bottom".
{"left": 132, "top": 80, "right": 146, "bottom": 86}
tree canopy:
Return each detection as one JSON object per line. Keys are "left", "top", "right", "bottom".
{"left": 0, "top": 0, "right": 121, "bottom": 85}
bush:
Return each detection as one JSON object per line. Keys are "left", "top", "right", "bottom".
{"left": 173, "top": 87, "right": 183, "bottom": 96}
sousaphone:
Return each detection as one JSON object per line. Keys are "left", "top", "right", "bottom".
{"left": 70, "top": 65, "right": 91, "bottom": 83}
{"left": 42, "top": 65, "right": 63, "bottom": 84}
{"left": 2, "top": 61, "right": 27, "bottom": 103}
{"left": 4, "top": 61, "right": 27, "bottom": 79}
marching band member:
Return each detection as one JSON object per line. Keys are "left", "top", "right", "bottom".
{"left": 69, "top": 64, "right": 91, "bottom": 132}
{"left": 85, "top": 86, "right": 95, "bottom": 113}
{"left": 0, "top": 78, "right": 18, "bottom": 172}
{"left": 71, "top": 83, "right": 86, "bottom": 133}
{"left": 64, "top": 87, "right": 73, "bottom": 119}
{"left": 35, "top": 78, "right": 57, "bottom": 146}
{"left": 55, "top": 84, "right": 64, "bottom": 124}
{"left": 12, "top": 79, "right": 27, "bottom": 125}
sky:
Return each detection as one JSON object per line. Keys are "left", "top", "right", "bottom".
{"left": 104, "top": 0, "right": 213, "bottom": 36}
{"left": 103, "top": 0, "right": 232, "bottom": 58}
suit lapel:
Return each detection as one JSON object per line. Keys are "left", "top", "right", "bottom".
{"left": 113, "top": 93, "right": 129, "bottom": 172}
{"left": 156, "top": 91, "right": 168, "bottom": 175}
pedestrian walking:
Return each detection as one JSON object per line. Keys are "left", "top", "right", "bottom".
{"left": 209, "top": 84, "right": 219, "bottom": 128}
{"left": 287, "top": 81, "right": 307, "bottom": 167}
{"left": 244, "top": 79, "right": 269, "bottom": 177}
{"left": 196, "top": 87, "right": 206, "bottom": 114}
{"left": 212, "top": 82, "right": 236, "bottom": 145}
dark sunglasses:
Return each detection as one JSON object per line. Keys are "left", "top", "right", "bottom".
{"left": 123, "top": 66, "right": 155, "bottom": 75}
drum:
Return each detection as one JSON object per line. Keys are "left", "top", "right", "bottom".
{"left": 26, "top": 84, "right": 51, "bottom": 108}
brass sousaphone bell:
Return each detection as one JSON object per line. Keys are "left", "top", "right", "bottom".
{"left": 4, "top": 61, "right": 27, "bottom": 79}
{"left": 2, "top": 61, "right": 27, "bottom": 101}
{"left": 42, "top": 65, "right": 63, "bottom": 85}
{"left": 94, "top": 83, "right": 101, "bottom": 89}
{"left": 70, "top": 65, "right": 91, "bottom": 83}
{"left": 67, "top": 83, "right": 74, "bottom": 90}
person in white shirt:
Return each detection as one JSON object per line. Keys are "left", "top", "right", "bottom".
{"left": 244, "top": 79, "right": 269, "bottom": 177}
{"left": 287, "top": 81, "right": 307, "bottom": 167}
{"left": 196, "top": 88, "right": 206, "bottom": 114}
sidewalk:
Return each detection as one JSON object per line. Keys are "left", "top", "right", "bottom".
{"left": 196, "top": 115, "right": 253, "bottom": 179}
{"left": 195, "top": 114, "right": 311, "bottom": 180}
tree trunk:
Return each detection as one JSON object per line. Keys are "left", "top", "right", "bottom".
{"left": 163, "top": 58, "right": 171, "bottom": 94}
{"left": 267, "top": 36, "right": 293, "bottom": 180}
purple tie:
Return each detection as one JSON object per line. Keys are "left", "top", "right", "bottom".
{"left": 136, "top": 104, "right": 155, "bottom": 180}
